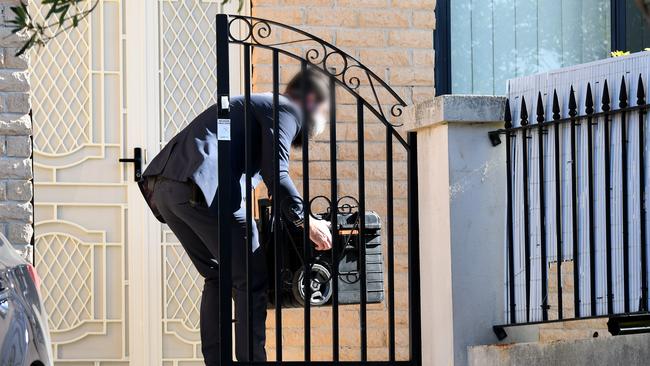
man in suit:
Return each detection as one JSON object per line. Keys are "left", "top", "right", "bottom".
{"left": 138, "top": 70, "right": 333, "bottom": 364}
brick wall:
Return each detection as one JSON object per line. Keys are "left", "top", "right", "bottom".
{"left": 0, "top": 0, "right": 32, "bottom": 259}
{"left": 543, "top": 261, "right": 609, "bottom": 342}
{"left": 250, "top": 0, "right": 435, "bottom": 361}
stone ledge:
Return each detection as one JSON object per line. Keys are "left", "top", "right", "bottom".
{"left": 469, "top": 333, "right": 650, "bottom": 366}
{"left": 403, "top": 94, "right": 507, "bottom": 132}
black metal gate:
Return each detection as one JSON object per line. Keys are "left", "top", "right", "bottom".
{"left": 213, "top": 14, "right": 421, "bottom": 365}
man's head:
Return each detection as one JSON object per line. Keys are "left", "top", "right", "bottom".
{"left": 284, "top": 69, "right": 329, "bottom": 147}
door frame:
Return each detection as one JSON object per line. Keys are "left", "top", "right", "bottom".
{"left": 125, "top": 0, "right": 162, "bottom": 364}
{"left": 125, "top": 1, "right": 247, "bottom": 364}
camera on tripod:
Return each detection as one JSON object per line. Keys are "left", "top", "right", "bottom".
{"left": 257, "top": 198, "right": 384, "bottom": 308}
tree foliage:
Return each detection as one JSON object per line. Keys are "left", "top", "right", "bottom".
{"left": 9, "top": 0, "right": 244, "bottom": 56}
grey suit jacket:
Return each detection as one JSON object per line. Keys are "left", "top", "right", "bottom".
{"left": 139, "top": 93, "right": 304, "bottom": 224}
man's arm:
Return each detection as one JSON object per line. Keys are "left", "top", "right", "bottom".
{"left": 256, "top": 99, "right": 332, "bottom": 250}
{"left": 256, "top": 101, "right": 304, "bottom": 226}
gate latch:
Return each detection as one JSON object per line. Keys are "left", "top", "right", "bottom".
{"left": 119, "top": 147, "right": 143, "bottom": 182}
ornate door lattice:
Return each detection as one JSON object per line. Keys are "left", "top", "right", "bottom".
{"left": 31, "top": 0, "right": 129, "bottom": 364}
{"left": 32, "top": 0, "right": 246, "bottom": 364}
{"left": 158, "top": 1, "right": 244, "bottom": 364}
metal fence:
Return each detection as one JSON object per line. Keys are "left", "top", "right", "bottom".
{"left": 214, "top": 14, "right": 421, "bottom": 364}
{"left": 494, "top": 73, "right": 650, "bottom": 327}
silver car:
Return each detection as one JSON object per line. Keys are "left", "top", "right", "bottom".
{"left": 0, "top": 233, "right": 52, "bottom": 366}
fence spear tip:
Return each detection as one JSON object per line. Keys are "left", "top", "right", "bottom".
{"left": 602, "top": 79, "right": 611, "bottom": 111}
{"left": 638, "top": 74, "right": 646, "bottom": 105}
{"left": 536, "top": 92, "right": 545, "bottom": 123}
{"left": 619, "top": 76, "right": 628, "bottom": 108}
{"left": 504, "top": 99, "right": 512, "bottom": 128}
{"left": 552, "top": 90, "right": 561, "bottom": 120}
{"left": 585, "top": 83, "right": 594, "bottom": 114}
{"left": 569, "top": 86, "right": 577, "bottom": 116}
{"left": 520, "top": 96, "right": 529, "bottom": 125}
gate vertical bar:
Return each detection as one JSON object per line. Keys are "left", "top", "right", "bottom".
{"left": 520, "top": 98, "right": 532, "bottom": 322}
{"left": 537, "top": 93, "right": 549, "bottom": 321}
{"left": 407, "top": 131, "right": 422, "bottom": 365}
{"left": 601, "top": 81, "right": 613, "bottom": 315}
{"left": 585, "top": 83, "right": 599, "bottom": 316}
{"left": 243, "top": 44, "right": 254, "bottom": 362}
{"left": 329, "top": 77, "right": 340, "bottom": 362}
{"left": 215, "top": 13, "right": 233, "bottom": 366}
{"left": 505, "top": 102, "right": 516, "bottom": 323}
{"left": 272, "top": 49, "right": 283, "bottom": 362}
{"left": 386, "top": 127, "right": 396, "bottom": 357}
{"left": 300, "top": 60, "right": 312, "bottom": 362}
{"left": 569, "top": 87, "right": 581, "bottom": 317}
{"left": 552, "top": 91, "right": 563, "bottom": 319}
{"left": 638, "top": 74, "right": 648, "bottom": 312}
{"left": 619, "top": 76, "right": 631, "bottom": 313}
{"left": 357, "top": 98, "right": 368, "bottom": 361}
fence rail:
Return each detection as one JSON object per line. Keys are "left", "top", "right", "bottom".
{"left": 494, "top": 74, "right": 650, "bottom": 326}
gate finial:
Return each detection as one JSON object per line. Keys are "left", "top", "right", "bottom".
{"left": 639, "top": 74, "right": 647, "bottom": 106}
{"left": 568, "top": 86, "right": 577, "bottom": 118}
{"left": 536, "top": 92, "right": 545, "bottom": 124}
{"left": 585, "top": 83, "right": 594, "bottom": 115}
{"left": 504, "top": 99, "right": 512, "bottom": 129}
{"left": 552, "top": 90, "right": 560, "bottom": 121}
{"left": 520, "top": 96, "right": 529, "bottom": 126}
{"left": 602, "top": 79, "right": 610, "bottom": 112}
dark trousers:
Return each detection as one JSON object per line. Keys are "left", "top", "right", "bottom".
{"left": 152, "top": 178, "right": 268, "bottom": 364}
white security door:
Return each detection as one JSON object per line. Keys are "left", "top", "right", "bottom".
{"left": 31, "top": 0, "right": 130, "bottom": 364}
{"left": 31, "top": 0, "right": 244, "bottom": 365}
{"left": 126, "top": 1, "right": 245, "bottom": 365}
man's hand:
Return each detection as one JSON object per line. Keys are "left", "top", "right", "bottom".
{"left": 309, "top": 219, "right": 332, "bottom": 251}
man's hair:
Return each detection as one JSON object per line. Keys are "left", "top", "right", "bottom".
{"left": 285, "top": 69, "right": 329, "bottom": 148}
{"left": 285, "top": 69, "right": 329, "bottom": 104}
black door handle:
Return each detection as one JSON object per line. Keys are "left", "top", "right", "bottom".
{"left": 119, "top": 147, "right": 143, "bottom": 182}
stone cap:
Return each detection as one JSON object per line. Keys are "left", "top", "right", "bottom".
{"left": 403, "top": 95, "right": 507, "bottom": 132}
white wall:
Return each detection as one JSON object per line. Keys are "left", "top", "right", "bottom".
{"left": 406, "top": 95, "right": 507, "bottom": 366}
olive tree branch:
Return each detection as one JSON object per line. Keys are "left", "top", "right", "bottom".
{"left": 9, "top": 0, "right": 244, "bottom": 56}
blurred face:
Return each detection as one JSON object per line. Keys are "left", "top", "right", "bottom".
{"left": 306, "top": 92, "right": 329, "bottom": 137}
{"left": 291, "top": 92, "right": 329, "bottom": 149}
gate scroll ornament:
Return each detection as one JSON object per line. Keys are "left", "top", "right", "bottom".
{"left": 227, "top": 15, "right": 409, "bottom": 143}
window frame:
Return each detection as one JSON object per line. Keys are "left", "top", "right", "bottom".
{"left": 434, "top": 0, "right": 633, "bottom": 96}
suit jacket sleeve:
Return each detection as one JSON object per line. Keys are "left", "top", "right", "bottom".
{"left": 256, "top": 102, "right": 305, "bottom": 226}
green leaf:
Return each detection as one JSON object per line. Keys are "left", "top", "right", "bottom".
{"left": 11, "top": 4, "right": 27, "bottom": 19}
{"left": 58, "top": 5, "right": 70, "bottom": 27}
{"left": 9, "top": 4, "right": 29, "bottom": 33}
{"left": 15, "top": 33, "right": 36, "bottom": 57}
{"left": 72, "top": 15, "right": 79, "bottom": 27}
{"left": 44, "top": 2, "right": 59, "bottom": 20}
